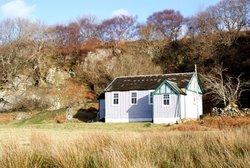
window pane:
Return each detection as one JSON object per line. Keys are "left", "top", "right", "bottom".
{"left": 114, "top": 93, "right": 118, "bottom": 98}
{"left": 163, "top": 94, "right": 170, "bottom": 105}
{"left": 131, "top": 92, "right": 137, "bottom": 104}
{"left": 114, "top": 98, "right": 118, "bottom": 104}
{"left": 132, "top": 98, "right": 137, "bottom": 104}
{"left": 113, "top": 93, "right": 119, "bottom": 104}
{"left": 150, "top": 96, "right": 153, "bottom": 104}
{"left": 164, "top": 94, "right": 169, "bottom": 99}
{"left": 149, "top": 91, "right": 153, "bottom": 104}
{"left": 132, "top": 92, "right": 137, "bottom": 97}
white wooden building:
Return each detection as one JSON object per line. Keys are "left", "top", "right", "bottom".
{"left": 98, "top": 71, "right": 203, "bottom": 124}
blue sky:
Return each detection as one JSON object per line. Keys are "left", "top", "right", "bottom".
{"left": 0, "top": 0, "right": 220, "bottom": 25}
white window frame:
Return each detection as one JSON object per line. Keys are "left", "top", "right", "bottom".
{"left": 162, "top": 94, "right": 171, "bottom": 107}
{"left": 148, "top": 90, "right": 154, "bottom": 105}
{"left": 130, "top": 91, "right": 138, "bottom": 105}
{"left": 112, "top": 92, "right": 120, "bottom": 106}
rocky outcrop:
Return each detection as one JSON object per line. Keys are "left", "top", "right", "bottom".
{"left": 0, "top": 75, "right": 34, "bottom": 112}
{"left": 211, "top": 105, "right": 250, "bottom": 116}
{"left": 86, "top": 49, "right": 113, "bottom": 62}
{"left": 8, "top": 74, "right": 34, "bottom": 90}
{"left": 46, "top": 68, "right": 70, "bottom": 87}
{"left": 0, "top": 65, "right": 95, "bottom": 112}
{"left": 0, "top": 67, "right": 72, "bottom": 112}
{"left": 48, "top": 97, "right": 61, "bottom": 111}
{"left": 82, "top": 48, "right": 120, "bottom": 68}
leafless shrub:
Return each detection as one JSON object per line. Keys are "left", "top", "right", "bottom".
{"left": 202, "top": 64, "right": 250, "bottom": 108}
{"left": 13, "top": 96, "right": 50, "bottom": 111}
{"left": 0, "top": 18, "right": 49, "bottom": 87}
{"left": 77, "top": 54, "right": 162, "bottom": 94}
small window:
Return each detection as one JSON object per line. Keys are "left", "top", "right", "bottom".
{"left": 130, "top": 91, "right": 137, "bottom": 105}
{"left": 113, "top": 93, "right": 119, "bottom": 105}
{"left": 162, "top": 94, "right": 170, "bottom": 106}
{"left": 149, "top": 91, "right": 154, "bottom": 104}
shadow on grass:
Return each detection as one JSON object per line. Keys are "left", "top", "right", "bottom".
{"left": 73, "top": 107, "right": 98, "bottom": 122}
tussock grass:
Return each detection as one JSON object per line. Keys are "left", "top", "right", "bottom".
{"left": 170, "top": 116, "right": 250, "bottom": 131}
{"left": 0, "top": 127, "right": 249, "bottom": 168}
{"left": 201, "top": 116, "right": 250, "bottom": 129}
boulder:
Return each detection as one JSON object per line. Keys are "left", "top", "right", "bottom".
{"left": 0, "top": 75, "right": 34, "bottom": 112}
{"left": 7, "top": 75, "right": 34, "bottom": 90}
{"left": 14, "top": 113, "right": 29, "bottom": 120}
{"left": 211, "top": 104, "right": 248, "bottom": 117}
{"left": 46, "top": 68, "right": 70, "bottom": 86}
{"left": 48, "top": 97, "right": 61, "bottom": 111}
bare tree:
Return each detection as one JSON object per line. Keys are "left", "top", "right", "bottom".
{"left": 217, "top": 0, "right": 250, "bottom": 33}
{"left": 77, "top": 15, "right": 101, "bottom": 42}
{"left": 202, "top": 64, "right": 250, "bottom": 108}
{"left": 27, "top": 22, "right": 50, "bottom": 85}
{"left": 0, "top": 19, "right": 49, "bottom": 87}
{"left": 0, "top": 18, "right": 34, "bottom": 86}
{"left": 147, "top": 9, "right": 185, "bottom": 41}
{"left": 187, "top": 0, "right": 250, "bottom": 45}
{"left": 0, "top": 43, "right": 20, "bottom": 86}
{"left": 100, "top": 15, "right": 138, "bottom": 42}
{"left": 138, "top": 24, "right": 163, "bottom": 40}
{"left": 187, "top": 8, "right": 220, "bottom": 37}
{"left": 0, "top": 18, "right": 34, "bottom": 44}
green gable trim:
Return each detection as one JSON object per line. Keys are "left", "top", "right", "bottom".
{"left": 185, "top": 73, "right": 204, "bottom": 94}
{"left": 153, "top": 80, "right": 180, "bottom": 95}
{"left": 186, "top": 89, "right": 203, "bottom": 95}
{"left": 154, "top": 93, "right": 176, "bottom": 95}
{"left": 152, "top": 89, "right": 181, "bottom": 120}
{"left": 152, "top": 92, "right": 154, "bottom": 123}
{"left": 178, "top": 95, "right": 181, "bottom": 118}
{"left": 186, "top": 73, "right": 195, "bottom": 89}
{"left": 197, "top": 77, "right": 205, "bottom": 94}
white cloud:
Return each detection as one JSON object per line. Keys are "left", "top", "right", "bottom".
{"left": 1, "top": 0, "right": 36, "bottom": 19}
{"left": 112, "top": 9, "right": 129, "bottom": 17}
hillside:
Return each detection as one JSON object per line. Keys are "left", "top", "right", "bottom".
{"left": 0, "top": 32, "right": 250, "bottom": 113}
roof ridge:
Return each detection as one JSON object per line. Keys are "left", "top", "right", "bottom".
{"left": 116, "top": 72, "right": 194, "bottom": 78}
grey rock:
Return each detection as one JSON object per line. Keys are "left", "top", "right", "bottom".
{"left": 48, "top": 97, "right": 61, "bottom": 111}
{"left": 8, "top": 75, "right": 34, "bottom": 90}
{"left": 14, "top": 113, "right": 28, "bottom": 120}
{"left": 46, "top": 68, "right": 70, "bottom": 86}
{"left": 211, "top": 105, "right": 249, "bottom": 117}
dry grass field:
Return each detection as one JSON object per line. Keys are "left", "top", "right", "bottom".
{"left": 0, "top": 116, "right": 249, "bottom": 168}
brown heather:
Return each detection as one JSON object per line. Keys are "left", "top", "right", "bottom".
{"left": 0, "top": 126, "right": 249, "bottom": 168}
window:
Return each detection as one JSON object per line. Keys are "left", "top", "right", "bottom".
{"left": 162, "top": 94, "right": 170, "bottom": 106}
{"left": 149, "top": 91, "right": 154, "bottom": 105}
{"left": 130, "top": 91, "right": 137, "bottom": 105}
{"left": 193, "top": 94, "right": 196, "bottom": 104}
{"left": 113, "top": 93, "right": 119, "bottom": 105}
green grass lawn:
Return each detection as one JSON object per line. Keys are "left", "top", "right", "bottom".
{"left": 2, "top": 108, "right": 166, "bottom": 132}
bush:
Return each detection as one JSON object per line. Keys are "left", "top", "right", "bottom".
{"left": 13, "top": 96, "right": 50, "bottom": 111}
